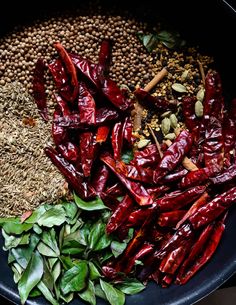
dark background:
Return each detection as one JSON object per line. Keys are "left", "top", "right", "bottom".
{"left": 0, "top": 0, "right": 236, "bottom": 304}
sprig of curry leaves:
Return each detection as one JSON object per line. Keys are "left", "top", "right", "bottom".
{"left": 137, "top": 30, "right": 186, "bottom": 52}
{"left": 0, "top": 194, "right": 145, "bottom": 305}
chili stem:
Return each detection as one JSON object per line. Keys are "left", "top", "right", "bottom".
{"left": 148, "top": 125, "right": 163, "bottom": 158}
{"left": 197, "top": 60, "right": 205, "bottom": 85}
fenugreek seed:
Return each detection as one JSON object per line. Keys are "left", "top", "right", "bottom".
{"left": 164, "top": 133, "right": 176, "bottom": 140}
{"left": 172, "top": 83, "right": 187, "bottom": 93}
{"left": 169, "top": 113, "right": 178, "bottom": 129}
{"left": 161, "top": 117, "right": 171, "bottom": 135}
{"left": 196, "top": 88, "right": 205, "bottom": 102}
{"left": 195, "top": 100, "right": 204, "bottom": 117}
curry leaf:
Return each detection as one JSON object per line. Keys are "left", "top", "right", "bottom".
{"left": 78, "top": 280, "right": 96, "bottom": 305}
{"left": 37, "top": 281, "right": 59, "bottom": 305}
{"left": 41, "top": 229, "right": 60, "bottom": 256}
{"left": 94, "top": 233, "right": 112, "bottom": 251}
{"left": 111, "top": 241, "right": 127, "bottom": 258}
{"left": 100, "top": 279, "right": 125, "bottom": 305}
{"left": 88, "top": 261, "right": 101, "bottom": 280}
{"left": 37, "top": 242, "right": 59, "bottom": 257}
{"left": 18, "top": 251, "right": 44, "bottom": 304}
{"left": 88, "top": 222, "right": 105, "bottom": 250}
{"left": 95, "top": 283, "right": 107, "bottom": 300}
{"left": 1, "top": 218, "right": 33, "bottom": 235}
{"left": 37, "top": 206, "right": 67, "bottom": 227}
{"left": 60, "top": 261, "right": 88, "bottom": 295}
{"left": 2, "top": 229, "right": 30, "bottom": 250}
{"left": 116, "top": 278, "right": 145, "bottom": 295}
{"left": 52, "top": 260, "right": 61, "bottom": 283}
{"left": 74, "top": 193, "right": 107, "bottom": 211}
{"left": 11, "top": 234, "right": 40, "bottom": 269}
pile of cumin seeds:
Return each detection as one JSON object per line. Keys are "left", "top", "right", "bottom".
{"left": 0, "top": 82, "right": 66, "bottom": 217}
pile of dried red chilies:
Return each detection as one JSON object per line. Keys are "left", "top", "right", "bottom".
{"left": 33, "top": 39, "right": 236, "bottom": 288}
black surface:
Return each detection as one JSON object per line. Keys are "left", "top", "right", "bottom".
{"left": 0, "top": 1, "right": 236, "bottom": 305}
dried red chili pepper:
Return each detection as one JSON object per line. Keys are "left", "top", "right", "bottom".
{"left": 189, "top": 186, "right": 236, "bottom": 229}
{"left": 54, "top": 42, "right": 79, "bottom": 101}
{"left": 44, "top": 146, "right": 95, "bottom": 199}
{"left": 134, "top": 87, "right": 177, "bottom": 112}
{"left": 79, "top": 131, "right": 98, "bottom": 177}
{"left": 99, "top": 78, "right": 133, "bottom": 111}
{"left": 156, "top": 186, "right": 206, "bottom": 212}
{"left": 105, "top": 183, "right": 125, "bottom": 197}
{"left": 153, "top": 130, "right": 193, "bottom": 183}
{"left": 112, "top": 122, "right": 123, "bottom": 160}
{"left": 54, "top": 107, "right": 119, "bottom": 128}
{"left": 209, "top": 163, "right": 236, "bottom": 185}
{"left": 159, "top": 241, "right": 192, "bottom": 275}
{"left": 106, "top": 194, "right": 134, "bottom": 234}
{"left": 52, "top": 108, "right": 68, "bottom": 146}
{"left": 124, "top": 243, "right": 154, "bottom": 274}
{"left": 146, "top": 185, "right": 170, "bottom": 200}
{"left": 48, "top": 59, "right": 74, "bottom": 102}
{"left": 204, "top": 70, "right": 224, "bottom": 122}
{"left": 123, "top": 116, "right": 134, "bottom": 145}
{"left": 176, "top": 213, "right": 226, "bottom": 285}
{"left": 97, "top": 39, "right": 111, "bottom": 78}
{"left": 182, "top": 96, "right": 198, "bottom": 132}
{"left": 91, "top": 164, "right": 109, "bottom": 196}
{"left": 33, "top": 58, "right": 48, "bottom": 121}
{"left": 100, "top": 192, "right": 120, "bottom": 212}
{"left": 78, "top": 82, "right": 96, "bottom": 125}
{"left": 100, "top": 154, "right": 153, "bottom": 206}
{"left": 96, "top": 126, "right": 110, "bottom": 143}
{"left": 116, "top": 161, "right": 154, "bottom": 184}
{"left": 114, "top": 212, "right": 156, "bottom": 272}
{"left": 158, "top": 210, "right": 186, "bottom": 227}
{"left": 161, "top": 168, "right": 188, "bottom": 184}
{"left": 127, "top": 206, "right": 156, "bottom": 227}
{"left": 57, "top": 142, "right": 79, "bottom": 163}
{"left": 180, "top": 168, "right": 209, "bottom": 189}
{"left": 154, "top": 223, "right": 195, "bottom": 260}
{"left": 176, "top": 192, "right": 209, "bottom": 229}
{"left": 176, "top": 222, "right": 214, "bottom": 282}
{"left": 204, "top": 116, "right": 224, "bottom": 172}
{"left": 130, "top": 144, "right": 160, "bottom": 167}
{"left": 54, "top": 93, "right": 71, "bottom": 116}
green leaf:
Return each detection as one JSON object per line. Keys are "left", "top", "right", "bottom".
{"left": 37, "top": 242, "right": 59, "bottom": 257}
{"left": 60, "top": 256, "right": 74, "bottom": 270}
{"left": 24, "top": 205, "right": 48, "bottom": 223}
{"left": 95, "top": 283, "right": 107, "bottom": 300}
{"left": 78, "top": 280, "right": 96, "bottom": 305}
{"left": 99, "top": 251, "right": 113, "bottom": 264}
{"left": 8, "top": 251, "right": 15, "bottom": 264}
{"left": 63, "top": 202, "right": 79, "bottom": 223}
{"left": 1, "top": 218, "right": 33, "bottom": 235}
{"left": 48, "top": 257, "right": 58, "bottom": 270}
{"left": 94, "top": 233, "right": 112, "bottom": 251}
{"left": 63, "top": 229, "right": 88, "bottom": 247}
{"left": 156, "top": 30, "right": 186, "bottom": 49}
{"left": 52, "top": 260, "right": 61, "bottom": 283}
{"left": 60, "top": 292, "right": 74, "bottom": 303}
{"left": 42, "top": 258, "right": 54, "bottom": 292}
{"left": 111, "top": 241, "right": 127, "bottom": 258}
{"left": 41, "top": 229, "right": 60, "bottom": 256}
{"left": 12, "top": 234, "right": 40, "bottom": 269}
{"left": 12, "top": 263, "right": 23, "bottom": 283}
{"left": 37, "top": 281, "right": 59, "bottom": 305}
{"left": 116, "top": 278, "right": 145, "bottom": 295}
{"left": 70, "top": 218, "right": 84, "bottom": 233}
{"left": 37, "top": 206, "right": 67, "bottom": 227}
{"left": 29, "top": 288, "right": 42, "bottom": 297}
{"left": 2, "top": 229, "right": 30, "bottom": 250}
{"left": 137, "top": 32, "right": 159, "bottom": 52}
{"left": 100, "top": 279, "right": 125, "bottom": 305}
{"left": 121, "top": 149, "right": 134, "bottom": 164}
{"left": 74, "top": 193, "right": 108, "bottom": 211}
{"left": 88, "top": 222, "right": 103, "bottom": 250}
{"left": 88, "top": 262, "right": 101, "bottom": 280}
{"left": 18, "top": 251, "right": 44, "bottom": 304}
{"left": 60, "top": 261, "right": 88, "bottom": 295}
{"left": 33, "top": 224, "right": 43, "bottom": 234}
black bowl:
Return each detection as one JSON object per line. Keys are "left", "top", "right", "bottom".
{"left": 0, "top": 1, "right": 236, "bottom": 304}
